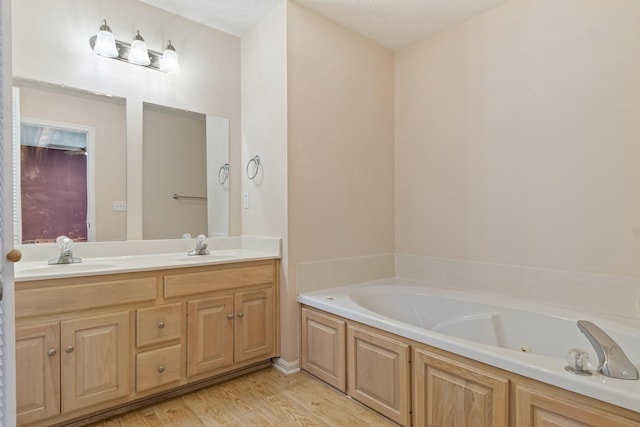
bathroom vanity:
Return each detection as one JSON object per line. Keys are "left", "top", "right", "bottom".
{"left": 15, "top": 253, "right": 279, "bottom": 427}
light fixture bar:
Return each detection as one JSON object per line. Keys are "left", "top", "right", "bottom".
{"left": 89, "top": 35, "right": 166, "bottom": 72}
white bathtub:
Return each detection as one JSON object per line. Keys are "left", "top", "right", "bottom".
{"left": 297, "top": 278, "right": 640, "bottom": 412}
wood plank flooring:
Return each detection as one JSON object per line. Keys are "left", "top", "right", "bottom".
{"left": 87, "top": 368, "right": 397, "bottom": 426}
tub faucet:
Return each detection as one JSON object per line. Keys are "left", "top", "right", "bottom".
{"left": 577, "top": 320, "right": 639, "bottom": 380}
{"left": 187, "top": 234, "right": 210, "bottom": 256}
{"left": 48, "top": 236, "right": 82, "bottom": 265}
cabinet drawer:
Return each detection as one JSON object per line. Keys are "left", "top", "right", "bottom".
{"left": 137, "top": 303, "right": 183, "bottom": 347}
{"left": 16, "top": 277, "right": 156, "bottom": 318}
{"left": 164, "top": 263, "right": 274, "bottom": 298}
{"left": 136, "top": 344, "right": 183, "bottom": 392}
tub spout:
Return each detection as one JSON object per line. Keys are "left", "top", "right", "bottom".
{"left": 577, "top": 320, "right": 639, "bottom": 380}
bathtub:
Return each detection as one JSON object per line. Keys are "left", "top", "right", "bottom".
{"left": 297, "top": 278, "right": 640, "bottom": 413}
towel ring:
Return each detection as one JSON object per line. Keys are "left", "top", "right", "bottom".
{"left": 218, "top": 163, "right": 229, "bottom": 185}
{"left": 246, "top": 155, "right": 260, "bottom": 180}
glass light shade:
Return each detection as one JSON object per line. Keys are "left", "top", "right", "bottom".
{"left": 160, "top": 41, "right": 180, "bottom": 73}
{"left": 93, "top": 21, "right": 118, "bottom": 58}
{"left": 128, "top": 31, "right": 150, "bottom": 66}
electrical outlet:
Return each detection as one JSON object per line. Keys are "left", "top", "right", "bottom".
{"left": 112, "top": 201, "right": 127, "bottom": 211}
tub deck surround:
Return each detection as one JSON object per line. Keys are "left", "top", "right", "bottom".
{"left": 297, "top": 278, "right": 640, "bottom": 413}
{"left": 14, "top": 236, "right": 281, "bottom": 281}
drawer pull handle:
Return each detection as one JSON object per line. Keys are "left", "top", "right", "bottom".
{"left": 157, "top": 321, "right": 165, "bottom": 329}
{"left": 47, "top": 348, "right": 57, "bottom": 357}
{"left": 65, "top": 345, "right": 74, "bottom": 353}
{"left": 227, "top": 314, "right": 234, "bottom": 320}
{"left": 158, "top": 366, "right": 165, "bottom": 373}
{"left": 237, "top": 312, "right": 244, "bottom": 318}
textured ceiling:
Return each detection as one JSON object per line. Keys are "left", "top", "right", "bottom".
{"left": 139, "top": 0, "right": 510, "bottom": 50}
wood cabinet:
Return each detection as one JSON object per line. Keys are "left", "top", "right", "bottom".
{"left": 347, "top": 324, "right": 411, "bottom": 427}
{"left": 16, "top": 322, "right": 60, "bottom": 426}
{"left": 187, "top": 286, "right": 275, "bottom": 377}
{"left": 16, "top": 311, "right": 131, "bottom": 424}
{"left": 301, "top": 306, "right": 640, "bottom": 427}
{"left": 60, "top": 311, "right": 131, "bottom": 412}
{"left": 300, "top": 307, "right": 346, "bottom": 392}
{"left": 16, "top": 259, "right": 279, "bottom": 426}
{"left": 413, "top": 347, "right": 509, "bottom": 427}
{"left": 515, "top": 383, "right": 640, "bottom": 427}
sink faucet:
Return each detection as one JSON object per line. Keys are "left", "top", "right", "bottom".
{"left": 48, "top": 236, "right": 82, "bottom": 265}
{"left": 577, "top": 320, "right": 639, "bottom": 380}
{"left": 187, "top": 234, "right": 210, "bottom": 256}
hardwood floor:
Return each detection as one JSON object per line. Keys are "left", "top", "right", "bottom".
{"left": 87, "top": 368, "right": 397, "bottom": 426}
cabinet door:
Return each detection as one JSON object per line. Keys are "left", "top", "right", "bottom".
{"left": 234, "top": 287, "right": 275, "bottom": 363}
{"left": 61, "top": 311, "right": 131, "bottom": 412}
{"left": 413, "top": 347, "right": 509, "bottom": 427}
{"left": 16, "top": 322, "right": 60, "bottom": 425}
{"left": 515, "top": 383, "right": 640, "bottom": 427}
{"left": 347, "top": 324, "right": 410, "bottom": 427}
{"left": 301, "top": 307, "right": 346, "bottom": 392}
{"left": 187, "top": 295, "right": 234, "bottom": 376}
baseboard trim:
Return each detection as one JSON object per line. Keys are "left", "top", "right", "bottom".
{"left": 272, "top": 357, "right": 300, "bottom": 375}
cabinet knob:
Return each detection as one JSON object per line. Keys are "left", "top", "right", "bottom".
{"left": 65, "top": 345, "right": 74, "bottom": 353}
{"left": 47, "top": 348, "right": 57, "bottom": 357}
{"left": 157, "top": 321, "right": 165, "bottom": 329}
{"left": 227, "top": 314, "right": 234, "bottom": 320}
{"left": 157, "top": 366, "right": 165, "bottom": 373}
{"left": 237, "top": 312, "right": 244, "bottom": 318}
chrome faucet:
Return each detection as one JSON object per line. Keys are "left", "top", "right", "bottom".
{"left": 187, "top": 234, "right": 210, "bottom": 256}
{"left": 577, "top": 320, "right": 639, "bottom": 380}
{"left": 48, "top": 236, "right": 82, "bottom": 265}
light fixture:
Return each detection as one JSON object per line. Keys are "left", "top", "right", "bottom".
{"left": 92, "top": 19, "right": 118, "bottom": 58}
{"left": 128, "top": 30, "right": 151, "bottom": 66}
{"left": 160, "top": 40, "right": 180, "bottom": 73}
{"left": 89, "top": 19, "right": 180, "bottom": 73}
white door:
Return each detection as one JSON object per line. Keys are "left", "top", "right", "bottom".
{"left": 0, "top": 0, "right": 18, "bottom": 424}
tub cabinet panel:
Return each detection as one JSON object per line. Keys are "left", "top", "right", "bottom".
{"left": 515, "top": 383, "right": 640, "bottom": 427}
{"left": 413, "top": 347, "right": 509, "bottom": 427}
{"left": 301, "top": 307, "right": 346, "bottom": 392}
{"left": 347, "top": 324, "right": 411, "bottom": 427}
{"left": 300, "top": 305, "right": 640, "bottom": 427}
{"left": 16, "top": 322, "right": 61, "bottom": 426}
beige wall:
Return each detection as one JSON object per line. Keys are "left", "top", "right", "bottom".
{"left": 18, "top": 85, "right": 127, "bottom": 241}
{"left": 287, "top": 3, "right": 395, "bottom": 359}
{"left": 12, "top": 0, "right": 241, "bottom": 239}
{"left": 142, "top": 104, "right": 207, "bottom": 239}
{"left": 241, "top": 2, "right": 291, "bottom": 362}
{"left": 395, "top": 0, "right": 640, "bottom": 278}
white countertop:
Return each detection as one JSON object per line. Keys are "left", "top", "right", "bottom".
{"left": 15, "top": 237, "right": 282, "bottom": 281}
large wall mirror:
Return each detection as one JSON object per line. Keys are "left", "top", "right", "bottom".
{"left": 13, "top": 79, "right": 230, "bottom": 244}
{"left": 142, "top": 102, "right": 229, "bottom": 239}
{"left": 13, "top": 78, "right": 127, "bottom": 244}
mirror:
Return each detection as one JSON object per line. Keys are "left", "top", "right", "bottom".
{"left": 13, "top": 78, "right": 127, "bottom": 244}
{"left": 13, "top": 79, "right": 231, "bottom": 244}
{"left": 142, "top": 102, "right": 229, "bottom": 239}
